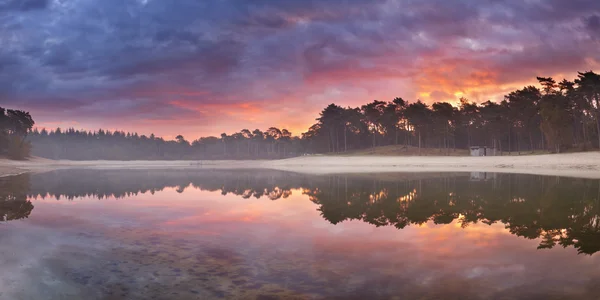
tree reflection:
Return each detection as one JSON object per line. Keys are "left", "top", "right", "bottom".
{"left": 0, "top": 174, "right": 33, "bottom": 221}
{"left": 304, "top": 174, "right": 600, "bottom": 255}
{"left": 27, "top": 169, "right": 302, "bottom": 201}
{"left": 19, "top": 170, "right": 600, "bottom": 254}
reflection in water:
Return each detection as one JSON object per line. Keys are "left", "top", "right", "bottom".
{"left": 308, "top": 174, "right": 600, "bottom": 255}
{"left": 0, "top": 174, "right": 33, "bottom": 221}
{"left": 27, "top": 169, "right": 302, "bottom": 201}
{"left": 19, "top": 169, "right": 600, "bottom": 255}
{"left": 1, "top": 169, "right": 600, "bottom": 299}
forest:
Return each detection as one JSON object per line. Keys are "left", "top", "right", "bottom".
{"left": 2, "top": 70, "right": 600, "bottom": 160}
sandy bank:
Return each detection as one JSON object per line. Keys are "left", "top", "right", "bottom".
{"left": 0, "top": 165, "right": 27, "bottom": 177}
{"left": 3, "top": 152, "right": 600, "bottom": 178}
{"left": 264, "top": 153, "right": 600, "bottom": 178}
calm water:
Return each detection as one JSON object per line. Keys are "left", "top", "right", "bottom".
{"left": 1, "top": 169, "right": 600, "bottom": 300}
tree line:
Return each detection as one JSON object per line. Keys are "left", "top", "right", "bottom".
{"left": 0, "top": 107, "right": 35, "bottom": 159}
{"left": 28, "top": 127, "right": 303, "bottom": 160}
{"left": 304, "top": 71, "right": 600, "bottom": 154}
{"left": 7, "top": 70, "right": 600, "bottom": 160}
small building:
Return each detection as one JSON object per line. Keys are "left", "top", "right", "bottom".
{"left": 469, "top": 146, "right": 498, "bottom": 156}
{"left": 470, "top": 172, "right": 497, "bottom": 181}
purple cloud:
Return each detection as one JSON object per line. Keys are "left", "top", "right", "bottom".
{"left": 0, "top": 0, "right": 599, "bottom": 137}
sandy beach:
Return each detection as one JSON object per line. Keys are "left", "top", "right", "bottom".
{"left": 2, "top": 152, "right": 600, "bottom": 178}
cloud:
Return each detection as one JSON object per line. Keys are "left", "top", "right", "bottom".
{"left": 1, "top": 0, "right": 600, "bottom": 137}
{"left": 586, "top": 14, "right": 600, "bottom": 38}
{"left": 429, "top": 91, "right": 456, "bottom": 102}
{"left": 0, "top": 0, "right": 49, "bottom": 12}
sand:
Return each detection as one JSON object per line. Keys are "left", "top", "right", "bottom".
{"left": 3, "top": 152, "right": 600, "bottom": 178}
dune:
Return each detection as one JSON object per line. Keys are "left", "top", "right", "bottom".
{"left": 2, "top": 152, "right": 600, "bottom": 178}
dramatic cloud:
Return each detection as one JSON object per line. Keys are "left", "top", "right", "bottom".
{"left": 0, "top": 0, "right": 49, "bottom": 12}
{"left": 0, "top": 0, "right": 599, "bottom": 138}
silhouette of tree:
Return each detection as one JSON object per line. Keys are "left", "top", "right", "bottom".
{"left": 458, "top": 98, "right": 480, "bottom": 148}
{"left": 251, "top": 129, "right": 264, "bottom": 156}
{"left": 266, "top": 127, "right": 282, "bottom": 156}
{"left": 431, "top": 102, "right": 457, "bottom": 154}
{"left": 316, "top": 104, "right": 345, "bottom": 153}
{"left": 220, "top": 133, "right": 228, "bottom": 156}
{"left": 404, "top": 101, "right": 431, "bottom": 155}
{"left": 575, "top": 71, "right": 600, "bottom": 148}
{"left": 280, "top": 129, "right": 292, "bottom": 157}
{"left": 506, "top": 86, "right": 541, "bottom": 153}
{"left": 361, "top": 100, "right": 387, "bottom": 148}
{"left": 240, "top": 129, "right": 253, "bottom": 155}
{"left": 341, "top": 107, "right": 367, "bottom": 152}
{"left": 0, "top": 107, "right": 35, "bottom": 159}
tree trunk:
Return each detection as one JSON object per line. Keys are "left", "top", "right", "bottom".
{"left": 573, "top": 115, "right": 579, "bottom": 146}
{"left": 508, "top": 125, "right": 512, "bottom": 155}
{"left": 18, "top": 134, "right": 27, "bottom": 148}
{"left": 596, "top": 109, "right": 600, "bottom": 149}
{"left": 467, "top": 127, "right": 471, "bottom": 148}
{"left": 583, "top": 117, "right": 589, "bottom": 150}
{"left": 529, "top": 132, "right": 534, "bottom": 153}
{"left": 445, "top": 124, "right": 449, "bottom": 156}
{"left": 453, "top": 134, "right": 456, "bottom": 152}
{"left": 445, "top": 137, "right": 448, "bottom": 156}
{"left": 336, "top": 127, "right": 340, "bottom": 153}
{"left": 498, "top": 139, "right": 502, "bottom": 156}
{"left": 372, "top": 131, "right": 376, "bottom": 148}
{"left": 344, "top": 125, "right": 347, "bottom": 152}
{"left": 418, "top": 131, "right": 422, "bottom": 156}
{"left": 517, "top": 132, "right": 521, "bottom": 155}
{"left": 330, "top": 130, "right": 334, "bottom": 153}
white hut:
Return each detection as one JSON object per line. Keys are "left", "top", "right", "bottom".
{"left": 469, "top": 146, "right": 498, "bottom": 156}
{"left": 470, "top": 172, "right": 497, "bottom": 181}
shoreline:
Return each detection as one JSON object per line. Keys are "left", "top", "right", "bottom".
{"left": 3, "top": 152, "right": 600, "bottom": 178}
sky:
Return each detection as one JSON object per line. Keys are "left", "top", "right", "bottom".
{"left": 1, "top": 0, "right": 600, "bottom": 140}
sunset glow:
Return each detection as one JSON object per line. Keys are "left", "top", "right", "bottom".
{"left": 1, "top": 1, "right": 599, "bottom": 139}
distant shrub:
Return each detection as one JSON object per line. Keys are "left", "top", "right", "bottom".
{"left": 7, "top": 136, "right": 31, "bottom": 160}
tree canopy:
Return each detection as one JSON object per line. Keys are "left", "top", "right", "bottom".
{"left": 0, "top": 107, "right": 35, "bottom": 159}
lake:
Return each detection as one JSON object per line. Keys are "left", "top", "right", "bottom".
{"left": 1, "top": 169, "right": 600, "bottom": 299}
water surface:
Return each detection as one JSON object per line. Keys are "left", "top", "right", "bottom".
{"left": 1, "top": 170, "right": 600, "bottom": 299}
